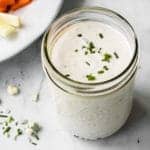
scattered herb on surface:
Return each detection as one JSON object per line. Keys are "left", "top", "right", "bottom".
{"left": 3, "top": 126, "right": 11, "bottom": 135}
{"left": 31, "top": 141, "right": 37, "bottom": 145}
{"left": 0, "top": 112, "right": 41, "bottom": 146}
{"left": 29, "top": 138, "right": 37, "bottom": 146}
{"left": 102, "top": 53, "right": 112, "bottom": 62}
{"left": 82, "top": 46, "right": 86, "bottom": 49}
{"left": 113, "top": 52, "right": 119, "bottom": 59}
{"left": 31, "top": 132, "right": 39, "bottom": 140}
{"left": 98, "top": 70, "right": 104, "bottom": 74}
{"left": 0, "top": 114, "right": 8, "bottom": 118}
{"left": 27, "top": 122, "right": 41, "bottom": 141}
{"left": 31, "top": 142, "right": 37, "bottom": 146}
{"left": 98, "top": 48, "right": 102, "bottom": 53}
{"left": 77, "top": 34, "right": 82, "bottom": 37}
{"left": 86, "top": 74, "right": 96, "bottom": 81}
{"left": 99, "top": 33, "right": 104, "bottom": 39}
{"left": 85, "top": 61, "right": 90, "bottom": 66}
{"left": 103, "top": 66, "right": 109, "bottom": 71}
{"left": 30, "top": 122, "right": 41, "bottom": 133}
{"left": 14, "top": 128, "right": 23, "bottom": 140}
{"left": 84, "top": 51, "right": 88, "bottom": 55}
{"left": 74, "top": 49, "right": 79, "bottom": 52}
{"left": 6, "top": 116, "right": 14, "bottom": 124}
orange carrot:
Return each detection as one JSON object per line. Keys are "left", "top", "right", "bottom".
{"left": 0, "top": 0, "right": 15, "bottom": 7}
{"left": 0, "top": 6, "right": 7, "bottom": 12}
{"left": 0, "top": 0, "right": 15, "bottom": 12}
{"left": 11, "top": 0, "right": 32, "bottom": 11}
{"left": 0, "top": 0, "right": 32, "bottom": 12}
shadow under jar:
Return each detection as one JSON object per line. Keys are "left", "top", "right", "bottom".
{"left": 41, "top": 7, "right": 139, "bottom": 140}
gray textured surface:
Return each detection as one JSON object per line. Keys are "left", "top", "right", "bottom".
{"left": 0, "top": 0, "right": 149, "bottom": 149}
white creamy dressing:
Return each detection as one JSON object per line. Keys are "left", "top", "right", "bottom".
{"left": 50, "top": 21, "right": 133, "bottom": 83}
{"left": 45, "top": 21, "right": 136, "bottom": 139}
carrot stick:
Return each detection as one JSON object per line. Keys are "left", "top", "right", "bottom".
{"left": 11, "top": 0, "right": 32, "bottom": 11}
{"left": 0, "top": 6, "right": 7, "bottom": 12}
{"left": 0, "top": 0, "right": 15, "bottom": 7}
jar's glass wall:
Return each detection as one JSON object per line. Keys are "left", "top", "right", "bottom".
{"left": 44, "top": 67, "right": 135, "bottom": 139}
{"left": 41, "top": 7, "right": 138, "bottom": 139}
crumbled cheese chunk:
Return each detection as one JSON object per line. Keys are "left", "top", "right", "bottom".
{"left": 26, "top": 122, "right": 41, "bottom": 139}
{"left": 7, "top": 85, "right": 20, "bottom": 96}
{"left": 26, "top": 128, "right": 33, "bottom": 136}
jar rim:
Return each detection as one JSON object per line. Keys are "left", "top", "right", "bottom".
{"left": 42, "top": 7, "right": 138, "bottom": 88}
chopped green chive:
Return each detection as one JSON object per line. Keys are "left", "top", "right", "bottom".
{"left": 82, "top": 46, "right": 86, "bottom": 49}
{"left": 30, "top": 123, "right": 41, "bottom": 133}
{"left": 26, "top": 123, "right": 41, "bottom": 141}
{"left": 15, "top": 128, "right": 23, "bottom": 140}
{"left": 32, "top": 132, "right": 39, "bottom": 140}
{"left": 84, "top": 51, "right": 88, "bottom": 55}
{"left": 113, "top": 52, "right": 119, "bottom": 59}
{"left": 86, "top": 74, "right": 96, "bottom": 81}
{"left": 77, "top": 34, "right": 82, "bottom": 37}
{"left": 98, "top": 70, "right": 104, "bottom": 74}
{"left": 31, "top": 142, "right": 37, "bottom": 146}
{"left": 88, "top": 42, "right": 95, "bottom": 49}
{"left": 99, "top": 33, "right": 104, "bottom": 39}
{"left": 98, "top": 48, "right": 102, "bottom": 53}
{"left": 74, "top": 49, "right": 78, "bottom": 52}
{"left": 102, "top": 53, "right": 112, "bottom": 62}
{"left": 17, "top": 128, "right": 23, "bottom": 135}
{"left": 0, "top": 114, "right": 8, "bottom": 118}
{"left": 6, "top": 116, "right": 14, "bottom": 123}
{"left": 3, "top": 126, "right": 11, "bottom": 135}
{"left": 83, "top": 41, "right": 96, "bottom": 54}
{"left": 0, "top": 112, "right": 41, "bottom": 145}
{"left": 88, "top": 42, "right": 95, "bottom": 54}
{"left": 85, "top": 61, "right": 90, "bottom": 66}
{"left": 103, "top": 66, "right": 109, "bottom": 71}
{"left": 29, "top": 138, "right": 37, "bottom": 146}
{"left": 82, "top": 41, "right": 97, "bottom": 54}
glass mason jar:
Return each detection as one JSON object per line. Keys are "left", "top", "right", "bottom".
{"left": 41, "top": 7, "right": 139, "bottom": 140}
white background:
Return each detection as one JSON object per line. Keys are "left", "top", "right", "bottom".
{"left": 0, "top": 0, "right": 149, "bottom": 150}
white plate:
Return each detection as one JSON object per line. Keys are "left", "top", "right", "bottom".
{"left": 0, "top": 0, "right": 63, "bottom": 62}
